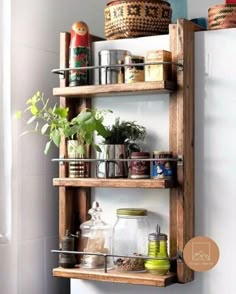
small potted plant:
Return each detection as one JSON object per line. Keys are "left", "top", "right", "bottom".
{"left": 96, "top": 117, "right": 146, "bottom": 178}
{"left": 16, "top": 91, "right": 110, "bottom": 177}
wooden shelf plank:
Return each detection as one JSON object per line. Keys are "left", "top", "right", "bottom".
{"left": 53, "top": 178, "right": 175, "bottom": 188}
{"left": 53, "top": 267, "right": 176, "bottom": 287}
{"left": 53, "top": 81, "right": 176, "bottom": 97}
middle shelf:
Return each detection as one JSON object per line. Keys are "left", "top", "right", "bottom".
{"left": 53, "top": 178, "right": 175, "bottom": 188}
{"left": 53, "top": 80, "right": 176, "bottom": 97}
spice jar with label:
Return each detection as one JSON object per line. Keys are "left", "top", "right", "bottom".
{"left": 80, "top": 201, "right": 113, "bottom": 269}
{"left": 125, "top": 55, "right": 145, "bottom": 83}
{"left": 152, "top": 151, "right": 174, "bottom": 180}
{"left": 113, "top": 208, "right": 150, "bottom": 272}
{"left": 130, "top": 152, "right": 150, "bottom": 179}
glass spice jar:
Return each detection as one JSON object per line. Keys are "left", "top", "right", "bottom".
{"left": 113, "top": 208, "right": 150, "bottom": 272}
{"left": 80, "top": 201, "right": 113, "bottom": 269}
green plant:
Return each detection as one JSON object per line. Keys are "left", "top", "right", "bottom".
{"left": 104, "top": 117, "right": 146, "bottom": 145}
{"left": 16, "top": 91, "right": 110, "bottom": 155}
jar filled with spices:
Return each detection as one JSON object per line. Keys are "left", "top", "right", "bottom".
{"left": 113, "top": 208, "right": 150, "bottom": 272}
{"left": 130, "top": 152, "right": 150, "bottom": 179}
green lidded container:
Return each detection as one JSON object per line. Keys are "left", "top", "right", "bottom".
{"left": 145, "top": 231, "right": 170, "bottom": 275}
{"left": 116, "top": 208, "right": 147, "bottom": 217}
{"left": 113, "top": 207, "right": 150, "bottom": 271}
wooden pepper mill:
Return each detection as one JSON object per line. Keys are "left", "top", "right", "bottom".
{"left": 69, "top": 21, "right": 90, "bottom": 86}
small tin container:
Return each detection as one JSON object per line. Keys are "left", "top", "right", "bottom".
{"left": 125, "top": 55, "right": 145, "bottom": 83}
{"left": 152, "top": 151, "right": 174, "bottom": 179}
{"left": 130, "top": 152, "right": 150, "bottom": 179}
{"left": 145, "top": 50, "right": 172, "bottom": 82}
{"left": 99, "top": 49, "right": 131, "bottom": 84}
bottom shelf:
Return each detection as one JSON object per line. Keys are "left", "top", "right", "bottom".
{"left": 53, "top": 267, "right": 176, "bottom": 287}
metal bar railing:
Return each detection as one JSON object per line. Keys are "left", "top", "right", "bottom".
{"left": 51, "top": 249, "right": 179, "bottom": 273}
{"left": 51, "top": 61, "right": 183, "bottom": 75}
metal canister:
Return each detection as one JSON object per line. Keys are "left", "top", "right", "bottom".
{"left": 152, "top": 151, "right": 174, "bottom": 179}
{"left": 130, "top": 152, "right": 150, "bottom": 179}
{"left": 125, "top": 55, "right": 145, "bottom": 83}
{"left": 99, "top": 49, "right": 131, "bottom": 84}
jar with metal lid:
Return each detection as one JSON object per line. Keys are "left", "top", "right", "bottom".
{"left": 113, "top": 208, "right": 150, "bottom": 272}
{"left": 130, "top": 152, "right": 150, "bottom": 179}
{"left": 152, "top": 151, "right": 174, "bottom": 179}
{"left": 80, "top": 201, "right": 113, "bottom": 269}
{"left": 145, "top": 227, "right": 170, "bottom": 275}
{"left": 125, "top": 55, "right": 145, "bottom": 83}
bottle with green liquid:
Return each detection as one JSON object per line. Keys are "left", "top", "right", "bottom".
{"left": 145, "top": 226, "right": 170, "bottom": 275}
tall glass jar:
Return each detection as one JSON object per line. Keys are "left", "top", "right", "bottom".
{"left": 113, "top": 208, "right": 150, "bottom": 272}
{"left": 80, "top": 201, "right": 113, "bottom": 269}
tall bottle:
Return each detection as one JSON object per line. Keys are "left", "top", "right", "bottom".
{"left": 69, "top": 21, "right": 90, "bottom": 86}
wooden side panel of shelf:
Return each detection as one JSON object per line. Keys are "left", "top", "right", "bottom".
{"left": 169, "top": 19, "right": 204, "bottom": 283}
{"left": 58, "top": 32, "right": 92, "bottom": 244}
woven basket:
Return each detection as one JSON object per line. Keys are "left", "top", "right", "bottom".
{"left": 208, "top": 4, "right": 236, "bottom": 30}
{"left": 104, "top": 0, "right": 172, "bottom": 40}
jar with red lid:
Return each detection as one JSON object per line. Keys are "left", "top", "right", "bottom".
{"left": 130, "top": 152, "right": 150, "bottom": 179}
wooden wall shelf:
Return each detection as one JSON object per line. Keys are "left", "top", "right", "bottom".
{"left": 52, "top": 19, "right": 202, "bottom": 287}
{"left": 53, "top": 267, "right": 176, "bottom": 287}
{"left": 53, "top": 81, "right": 176, "bottom": 98}
{"left": 53, "top": 178, "right": 175, "bottom": 189}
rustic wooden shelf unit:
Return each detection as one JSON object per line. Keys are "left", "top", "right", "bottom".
{"left": 52, "top": 19, "right": 203, "bottom": 288}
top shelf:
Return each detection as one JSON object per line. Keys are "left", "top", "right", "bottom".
{"left": 53, "top": 81, "right": 176, "bottom": 98}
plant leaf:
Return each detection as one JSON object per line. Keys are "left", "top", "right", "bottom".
{"left": 54, "top": 107, "right": 69, "bottom": 118}
{"left": 96, "top": 121, "right": 110, "bottom": 138}
{"left": 74, "top": 111, "right": 92, "bottom": 123}
{"left": 41, "top": 123, "right": 49, "bottom": 135}
{"left": 77, "top": 144, "right": 85, "bottom": 155}
{"left": 27, "top": 116, "right": 36, "bottom": 125}
{"left": 94, "top": 144, "right": 102, "bottom": 152}
{"left": 51, "top": 129, "right": 61, "bottom": 147}
{"left": 44, "top": 140, "right": 52, "bottom": 154}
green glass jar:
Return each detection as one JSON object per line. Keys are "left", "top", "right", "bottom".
{"left": 145, "top": 232, "right": 170, "bottom": 275}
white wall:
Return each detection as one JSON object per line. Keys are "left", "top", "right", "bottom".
{"left": 0, "top": 1, "right": 108, "bottom": 294}
{"left": 187, "top": 0, "right": 222, "bottom": 20}
{"left": 1, "top": 1, "right": 234, "bottom": 294}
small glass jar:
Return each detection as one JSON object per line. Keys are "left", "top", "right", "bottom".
{"left": 113, "top": 208, "right": 150, "bottom": 272}
{"left": 80, "top": 201, "right": 113, "bottom": 269}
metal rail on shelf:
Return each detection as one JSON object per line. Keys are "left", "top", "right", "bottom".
{"left": 52, "top": 157, "right": 179, "bottom": 163}
{"left": 51, "top": 61, "right": 184, "bottom": 76}
{"left": 51, "top": 249, "right": 180, "bottom": 273}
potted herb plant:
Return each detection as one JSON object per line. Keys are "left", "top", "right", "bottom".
{"left": 16, "top": 91, "right": 110, "bottom": 177}
{"left": 96, "top": 118, "right": 146, "bottom": 178}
